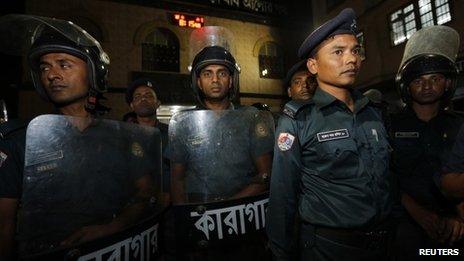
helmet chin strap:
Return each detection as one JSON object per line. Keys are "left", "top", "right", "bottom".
{"left": 85, "top": 88, "right": 98, "bottom": 113}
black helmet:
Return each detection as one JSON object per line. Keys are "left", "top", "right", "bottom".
{"left": 251, "top": 102, "right": 270, "bottom": 111}
{"left": 27, "top": 19, "right": 110, "bottom": 107}
{"left": 397, "top": 55, "right": 458, "bottom": 103}
{"left": 396, "top": 25, "right": 459, "bottom": 104}
{"left": 0, "top": 15, "right": 110, "bottom": 113}
{"left": 190, "top": 46, "right": 240, "bottom": 103}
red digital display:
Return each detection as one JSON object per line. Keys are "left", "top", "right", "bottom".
{"left": 171, "top": 13, "right": 204, "bottom": 28}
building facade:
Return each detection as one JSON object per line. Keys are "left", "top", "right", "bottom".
{"left": 1, "top": 0, "right": 313, "bottom": 120}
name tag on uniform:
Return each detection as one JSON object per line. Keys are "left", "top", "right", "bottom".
{"left": 27, "top": 150, "right": 63, "bottom": 166}
{"left": 394, "top": 132, "right": 419, "bottom": 138}
{"left": 317, "top": 129, "right": 350, "bottom": 142}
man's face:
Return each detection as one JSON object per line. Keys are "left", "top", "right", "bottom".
{"left": 409, "top": 73, "right": 450, "bottom": 105}
{"left": 130, "top": 86, "right": 160, "bottom": 117}
{"left": 307, "top": 34, "right": 362, "bottom": 89}
{"left": 288, "top": 70, "right": 316, "bottom": 101}
{"left": 39, "top": 52, "right": 89, "bottom": 105}
{"left": 197, "top": 64, "right": 232, "bottom": 101}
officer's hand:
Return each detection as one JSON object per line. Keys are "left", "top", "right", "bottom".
{"left": 439, "top": 217, "right": 464, "bottom": 245}
{"left": 419, "top": 213, "right": 445, "bottom": 241}
{"left": 61, "top": 223, "right": 122, "bottom": 246}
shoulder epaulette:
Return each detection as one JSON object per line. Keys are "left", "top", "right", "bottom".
{"left": 0, "top": 119, "right": 27, "bottom": 139}
{"left": 282, "top": 100, "right": 314, "bottom": 119}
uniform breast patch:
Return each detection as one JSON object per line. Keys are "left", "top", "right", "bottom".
{"left": 278, "top": 133, "right": 295, "bottom": 151}
{"left": 131, "top": 142, "right": 144, "bottom": 158}
{"left": 394, "top": 132, "right": 419, "bottom": 138}
{"left": 317, "top": 129, "right": 350, "bottom": 142}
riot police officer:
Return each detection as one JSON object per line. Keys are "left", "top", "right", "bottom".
{"left": 391, "top": 25, "right": 464, "bottom": 256}
{"left": 0, "top": 14, "right": 110, "bottom": 258}
{"left": 170, "top": 44, "right": 273, "bottom": 204}
{"left": 0, "top": 15, "right": 158, "bottom": 258}
{"left": 166, "top": 28, "right": 274, "bottom": 260}
{"left": 267, "top": 8, "right": 392, "bottom": 260}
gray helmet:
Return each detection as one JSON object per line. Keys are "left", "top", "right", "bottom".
{"left": 0, "top": 15, "right": 110, "bottom": 110}
{"left": 396, "top": 25, "right": 459, "bottom": 103}
{"left": 190, "top": 45, "right": 240, "bottom": 104}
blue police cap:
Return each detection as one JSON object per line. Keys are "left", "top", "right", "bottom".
{"left": 298, "top": 8, "right": 358, "bottom": 59}
{"left": 126, "top": 78, "right": 156, "bottom": 104}
{"left": 284, "top": 60, "right": 307, "bottom": 88}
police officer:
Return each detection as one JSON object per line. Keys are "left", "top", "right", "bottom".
{"left": 125, "top": 78, "right": 170, "bottom": 195}
{"left": 170, "top": 45, "right": 273, "bottom": 204}
{"left": 0, "top": 15, "right": 155, "bottom": 258}
{"left": 125, "top": 78, "right": 166, "bottom": 129}
{"left": 0, "top": 114, "right": 26, "bottom": 259}
{"left": 165, "top": 44, "right": 274, "bottom": 261}
{"left": 391, "top": 25, "right": 464, "bottom": 254}
{"left": 284, "top": 60, "right": 317, "bottom": 101}
{"left": 267, "top": 8, "right": 392, "bottom": 260}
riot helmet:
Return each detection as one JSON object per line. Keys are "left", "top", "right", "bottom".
{"left": 0, "top": 14, "right": 110, "bottom": 112}
{"left": 188, "top": 26, "right": 240, "bottom": 105}
{"left": 396, "top": 25, "right": 459, "bottom": 104}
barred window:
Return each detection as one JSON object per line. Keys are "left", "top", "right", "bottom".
{"left": 390, "top": 4, "right": 416, "bottom": 46}
{"left": 435, "top": 0, "right": 451, "bottom": 25}
{"left": 390, "top": 0, "right": 452, "bottom": 46}
{"left": 419, "top": 0, "right": 434, "bottom": 27}
{"left": 258, "top": 42, "right": 284, "bottom": 79}
{"left": 142, "top": 28, "right": 179, "bottom": 72}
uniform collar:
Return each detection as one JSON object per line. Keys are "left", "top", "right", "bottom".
{"left": 196, "top": 102, "right": 235, "bottom": 110}
{"left": 313, "top": 88, "right": 369, "bottom": 113}
{"left": 402, "top": 105, "right": 448, "bottom": 123}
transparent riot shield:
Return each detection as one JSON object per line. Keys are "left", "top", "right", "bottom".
{"left": 168, "top": 108, "right": 274, "bottom": 260}
{"left": 19, "top": 115, "right": 166, "bottom": 260}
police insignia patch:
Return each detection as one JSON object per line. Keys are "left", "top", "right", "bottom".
{"left": 0, "top": 150, "right": 7, "bottom": 167}
{"left": 131, "top": 142, "right": 144, "bottom": 158}
{"left": 278, "top": 133, "right": 295, "bottom": 151}
{"left": 256, "top": 123, "right": 268, "bottom": 137}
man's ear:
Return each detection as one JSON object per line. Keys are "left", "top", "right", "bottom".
{"left": 130, "top": 102, "right": 135, "bottom": 111}
{"left": 287, "top": 87, "right": 292, "bottom": 98}
{"left": 445, "top": 79, "right": 452, "bottom": 91}
{"left": 197, "top": 78, "right": 203, "bottom": 91}
{"left": 229, "top": 78, "right": 233, "bottom": 89}
{"left": 155, "top": 100, "right": 161, "bottom": 109}
{"left": 307, "top": 58, "right": 318, "bottom": 75}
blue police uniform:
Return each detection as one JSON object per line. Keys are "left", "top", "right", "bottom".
{"left": 168, "top": 105, "right": 273, "bottom": 201}
{"left": 0, "top": 119, "right": 27, "bottom": 198}
{"left": 441, "top": 124, "right": 464, "bottom": 182}
{"left": 390, "top": 108, "right": 464, "bottom": 257}
{"left": 267, "top": 88, "right": 392, "bottom": 260}
{"left": 19, "top": 116, "right": 159, "bottom": 255}
{"left": 391, "top": 109, "right": 463, "bottom": 210}
{"left": 267, "top": 8, "right": 392, "bottom": 260}
{"left": 442, "top": 124, "right": 464, "bottom": 187}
